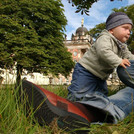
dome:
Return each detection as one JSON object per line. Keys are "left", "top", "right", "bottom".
{"left": 76, "top": 26, "right": 88, "bottom": 35}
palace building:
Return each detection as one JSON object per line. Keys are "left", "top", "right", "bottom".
{"left": 64, "top": 18, "right": 93, "bottom": 63}
{"left": 52, "top": 19, "right": 93, "bottom": 85}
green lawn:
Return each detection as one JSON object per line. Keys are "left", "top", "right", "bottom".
{"left": 0, "top": 84, "right": 134, "bottom": 134}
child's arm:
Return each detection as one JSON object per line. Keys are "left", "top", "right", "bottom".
{"left": 119, "top": 59, "right": 130, "bottom": 68}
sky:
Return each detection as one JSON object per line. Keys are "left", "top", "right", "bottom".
{"left": 61, "top": 0, "right": 134, "bottom": 40}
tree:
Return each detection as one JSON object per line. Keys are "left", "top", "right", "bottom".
{"left": 0, "top": 0, "right": 74, "bottom": 85}
{"left": 88, "top": 23, "right": 105, "bottom": 39}
{"left": 88, "top": 4, "right": 134, "bottom": 51}
{"left": 67, "top": 0, "right": 122, "bottom": 15}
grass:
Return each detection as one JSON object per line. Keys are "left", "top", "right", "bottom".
{"left": 89, "top": 113, "right": 134, "bottom": 134}
{"left": 0, "top": 83, "right": 134, "bottom": 134}
{"left": 0, "top": 84, "right": 69, "bottom": 134}
{"left": 0, "top": 84, "right": 42, "bottom": 134}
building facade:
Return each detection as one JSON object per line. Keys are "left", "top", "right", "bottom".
{"left": 53, "top": 19, "right": 93, "bottom": 85}
{"left": 65, "top": 19, "right": 93, "bottom": 63}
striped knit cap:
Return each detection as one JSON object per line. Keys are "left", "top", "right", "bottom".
{"left": 106, "top": 12, "right": 133, "bottom": 30}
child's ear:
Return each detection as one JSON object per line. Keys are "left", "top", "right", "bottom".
{"left": 108, "top": 29, "right": 113, "bottom": 34}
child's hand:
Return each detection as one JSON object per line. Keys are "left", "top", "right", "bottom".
{"left": 120, "top": 59, "right": 130, "bottom": 68}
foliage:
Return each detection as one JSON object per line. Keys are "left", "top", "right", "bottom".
{"left": 67, "top": 0, "right": 122, "bottom": 15}
{"left": 0, "top": 0, "right": 74, "bottom": 84}
{"left": 88, "top": 23, "right": 105, "bottom": 39}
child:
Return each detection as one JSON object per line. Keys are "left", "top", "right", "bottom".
{"left": 67, "top": 12, "right": 134, "bottom": 123}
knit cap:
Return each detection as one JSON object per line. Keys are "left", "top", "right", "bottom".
{"left": 106, "top": 12, "right": 133, "bottom": 30}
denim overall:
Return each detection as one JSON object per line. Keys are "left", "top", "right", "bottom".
{"left": 67, "top": 61, "right": 134, "bottom": 124}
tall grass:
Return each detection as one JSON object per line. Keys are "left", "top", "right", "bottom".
{"left": 0, "top": 84, "right": 54, "bottom": 134}
{"left": 0, "top": 84, "right": 69, "bottom": 134}
{"left": 0, "top": 85, "right": 34, "bottom": 133}
{"left": 0, "top": 84, "right": 134, "bottom": 134}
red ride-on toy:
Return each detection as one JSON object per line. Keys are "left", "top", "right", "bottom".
{"left": 20, "top": 80, "right": 102, "bottom": 133}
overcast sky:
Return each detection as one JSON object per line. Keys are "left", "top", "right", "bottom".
{"left": 61, "top": 0, "right": 134, "bottom": 40}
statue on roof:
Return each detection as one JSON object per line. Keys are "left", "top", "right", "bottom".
{"left": 81, "top": 18, "right": 84, "bottom": 27}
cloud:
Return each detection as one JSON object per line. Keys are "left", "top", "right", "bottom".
{"left": 62, "top": 0, "right": 84, "bottom": 39}
{"left": 62, "top": 1, "right": 83, "bottom": 30}
{"left": 128, "top": 0, "right": 134, "bottom": 5}
{"left": 65, "top": 29, "right": 76, "bottom": 41}
{"left": 62, "top": 0, "right": 108, "bottom": 39}
{"left": 61, "top": 0, "right": 130, "bottom": 40}
{"left": 89, "top": 0, "right": 108, "bottom": 22}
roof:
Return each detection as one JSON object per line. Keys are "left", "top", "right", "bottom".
{"left": 76, "top": 26, "right": 88, "bottom": 35}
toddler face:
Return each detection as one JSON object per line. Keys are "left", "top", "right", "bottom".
{"left": 109, "top": 24, "right": 132, "bottom": 43}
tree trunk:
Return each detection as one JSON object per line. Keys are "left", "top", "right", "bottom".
{"left": 16, "top": 64, "right": 22, "bottom": 87}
